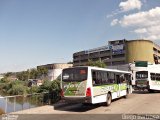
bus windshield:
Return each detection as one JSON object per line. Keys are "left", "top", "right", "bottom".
{"left": 136, "top": 71, "right": 148, "bottom": 79}
{"left": 62, "top": 67, "right": 88, "bottom": 82}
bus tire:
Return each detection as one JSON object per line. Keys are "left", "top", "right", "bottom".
{"left": 106, "top": 93, "right": 112, "bottom": 106}
{"left": 148, "top": 89, "right": 154, "bottom": 93}
{"left": 82, "top": 103, "right": 91, "bottom": 106}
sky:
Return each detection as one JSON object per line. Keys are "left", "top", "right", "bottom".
{"left": 0, "top": 0, "right": 160, "bottom": 73}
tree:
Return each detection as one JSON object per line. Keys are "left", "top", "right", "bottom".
{"left": 67, "top": 61, "right": 73, "bottom": 64}
{"left": 16, "top": 71, "right": 28, "bottom": 81}
{"left": 37, "top": 66, "right": 48, "bottom": 79}
{"left": 16, "top": 67, "right": 44, "bottom": 81}
{"left": 28, "top": 86, "right": 39, "bottom": 94}
{"left": 29, "top": 68, "right": 38, "bottom": 79}
{"left": 38, "top": 80, "right": 52, "bottom": 93}
{"left": 49, "top": 80, "right": 61, "bottom": 103}
{"left": 4, "top": 72, "right": 14, "bottom": 77}
{"left": 3, "top": 80, "right": 28, "bottom": 95}
{"left": 7, "top": 84, "right": 28, "bottom": 95}
{"left": 87, "top": 59, "right": 106, "bottom": 68}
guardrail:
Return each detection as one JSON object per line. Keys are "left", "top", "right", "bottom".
{"left": 0, "top": 92, "right": 54, "bottom": 114}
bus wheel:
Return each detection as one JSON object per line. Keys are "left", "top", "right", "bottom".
{"left": 82, "top": 103, "right": 91, "bottom": 106}
{"left": 106, "top": 93, "right": 112, "bottom": 106}
{"left": 148, "top": 89, "right": 154, "bottom": 93}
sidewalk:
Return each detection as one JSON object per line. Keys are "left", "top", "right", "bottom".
{"left": 11, "top": 102, "right": 82, "bottom": 114}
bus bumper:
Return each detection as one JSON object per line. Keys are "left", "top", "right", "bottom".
{"left": 135, "top": 84, "right": 149, "bottom": 90}
{"left": 61, "top": 96, "right": 92, "bottom": 103}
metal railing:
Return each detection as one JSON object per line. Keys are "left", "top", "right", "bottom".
{"left": 0, "top": 92, "right": 56, "bottom": 114}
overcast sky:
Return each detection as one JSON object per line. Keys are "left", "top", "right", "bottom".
{"left": 0, "top": 0, "right": 159, "bottom": 73}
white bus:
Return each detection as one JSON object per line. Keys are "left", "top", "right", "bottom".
{"left": 61, "top": 66, "right": 132, "bottom": 106}
{"left": 135, "top": 65, "right": 160, "bottom": 92}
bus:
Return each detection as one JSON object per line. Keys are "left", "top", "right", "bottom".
{"left": 135, "top": 65, "right": 160, "bottom": 92}
{"left": 61, "top": 66, "right": 132, "bottom": 106}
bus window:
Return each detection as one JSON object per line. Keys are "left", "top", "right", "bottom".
{"left": 158, "top": 74, "right": 160, "bottom": 81}
{"left": 92, "top": 71, "right": 96, "bottom": 85}
{"left": 92, "top": 71, "right": 102, "bottom": 85}
{"left": 124, "top": 74, "right": 132, "bottom": 85}
{"left": 156, "top": 74, "right": 160, "bottom": 81}
{"left": 120, "top": 74, "right": 126, "bottom": 83}
{"left": 116, "top": 75, "right": 120, "bottom": 84}
{"left": 96, "top": 71, "right": 102, "bottom": 84}
{"left": 136, "top": 71, "right": 148, "bottom": 79}
{"left": 62, "top": 67, "right": 88, "bottom": 82}
{"left": 150, "top": 73, "right": 156, "bottom": 80}
{"left": 92, "top": 70, "right": 115, "bottom": 86}
{"left": 108, "top": 72, "right": 115, "bottom": 84}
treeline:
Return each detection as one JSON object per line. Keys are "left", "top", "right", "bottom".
{"left": 0, "top": 66, "right": 61, "bottom": 103}
{"left": 0, "top": 78, "right": 61, "bottom": 96}
{"left": 4, "top": 66, "right": 48, "bottom": 81}
{"left": 0, "top": 61, "right": 106, "bottom": 98}
{"left": 87, "top": 59, "right": 106, "bottom": 68}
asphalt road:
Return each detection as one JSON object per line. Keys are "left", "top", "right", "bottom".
{"left": 3, "top": 91, "right": 160, "bottom": 120}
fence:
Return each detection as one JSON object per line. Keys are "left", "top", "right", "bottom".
{"left": 0, "top": 92, "right": 59, "bottom": 114}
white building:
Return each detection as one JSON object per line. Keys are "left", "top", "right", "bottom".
{"left": 37, "top": 63, "right": 73, "bottom": 81}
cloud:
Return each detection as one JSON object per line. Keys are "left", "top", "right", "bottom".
{"left": 133, "top": 25, "right": 160, "bottom": 40}
{"left": 106, "top": 9, "right": 122, "bottom": 18}
{"left": 134, "top": 28, "right": 147, "bottom": 34}
{"left": 107, "top": 0, "right": 143, "bottom": 18}
{"left": 120, "top": 7, "right": 160, "bottom": 27}
{"left": 111, "top": 19, "right": 119, "bottom": 26}
{"left": 113, "top": 7, "right": 160, "bottom": 40}
{"left": 119, "top": 0, "right": 142, "bottom": 12}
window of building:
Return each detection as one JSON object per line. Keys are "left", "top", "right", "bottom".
{"left": 112, "top": 61, "right": 125, "bottom": 65}
{"left": 100, "top": 50, "right": 110, "bottom": 54}
{"left": 101, "top": 56, "right": 110, "bottom": 61}
{"left": 112, "top": 54, "right": 125, "bottom": 58}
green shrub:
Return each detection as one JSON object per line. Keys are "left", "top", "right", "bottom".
{"left": 37, "top": 80, "right": 61, "bottom": 103}
{"left": 28, "top": 86, "right": 39, "bottom": 94}
{"left": 38, "top": 80, "right": 52, "bottom": 93}
{"left": 7, "top": 84, "right": 28, "bottom": 95}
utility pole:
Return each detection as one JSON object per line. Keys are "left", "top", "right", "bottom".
{"left": 28, "top": 69, "right": 30, "bottom": 81}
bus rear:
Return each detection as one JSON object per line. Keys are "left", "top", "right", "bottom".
{"left": 61, "top": 67, "right": 91, "bottom": 103}
{"left": 135, "top": 71, "right": 149, "bottom": 90}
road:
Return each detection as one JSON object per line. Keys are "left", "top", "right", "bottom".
{"left": 5, "top": 91, "right": 160, "bottom": 120}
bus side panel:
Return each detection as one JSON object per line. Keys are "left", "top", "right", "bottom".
{"left": 120, "top": 90, "right": 127, "bottom": 96}
{"left": 150, "top": 81, "right": 160, "bottom": 90}
{"left": 112, "top": 92, "right": 118, "bottom": 99}
{"left": 91, "top": 91, "right": 119, "bottom": 104}
{"left": 91, "top": 84, "right": 119, "bottom": 104}
{"left": 92, "top": 94, "right": 107, "bottom": 104}
{"left": 120, "top": 83, "right": 128, "bottom": 96}
{"left": 92, "top": 84, "right": 119, "bottom": 96}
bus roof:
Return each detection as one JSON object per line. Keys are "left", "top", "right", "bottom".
{"left": 65, "top": 66, "right": 131, "bottom": 74}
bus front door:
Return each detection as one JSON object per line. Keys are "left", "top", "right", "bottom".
{"left": 116, "top": 75, "right": 121, "bottom": 97}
